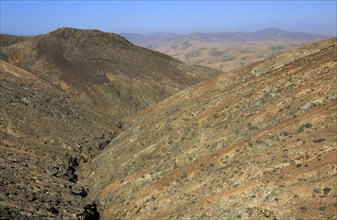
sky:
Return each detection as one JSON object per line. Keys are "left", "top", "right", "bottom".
{"left": 0, "top": 1, "right": 336, "bottom": 36}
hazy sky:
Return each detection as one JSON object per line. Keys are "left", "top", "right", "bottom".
{"left": 1, "top": 1, "right": 336, "bottom": 36}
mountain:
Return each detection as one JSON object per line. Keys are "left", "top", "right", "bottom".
{"left": 120, "top": 32, "right": 181, "bottom": 48}
{"left": 123, "top": 28, "right": 327, "bottom": 47}
{"left": 0, "top": 28, "right": 221, "bottom": 124}
{"left": 0, "top": 28, "right": 221, "bottom": 219}
{"left": 175, "top": 28, "right": 327, "bottom": 43}
{"left": 251, "top": 28, "right": 327, "bottom": 41}
{"left": 1, "top": 28, "right": 335, "bottom": 219}
{"left": 78, "top": 38, "right": 337, "bottom": 219}
{"left": 122, "top": 28, "right": 329, "bottom": 72}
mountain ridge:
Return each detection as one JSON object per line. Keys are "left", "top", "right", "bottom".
{"left": 0, "top": 27, "right": 221, "bottom": 122}
{"left": 121, "top": 28, "right": 328, "bottom": 46}
{"left": 120, "top": 28, "right": 329, "bottom": 72}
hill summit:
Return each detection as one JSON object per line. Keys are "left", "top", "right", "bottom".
{"left": 1, "top": 27, "right": 221, "bottom": 122}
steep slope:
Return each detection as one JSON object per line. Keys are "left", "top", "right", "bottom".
{"left": 79, "top": 38, "right": 337, "bottom": 219}
{"left": 0, "top": 60, "right": 118, "bottom": 218}
{"left": 0, "top": 28, "right": 221, "bottom": 219}
{"left": 122, "top": 28, "right": 328, "bottom": 72}
{"left": 0, "top": 28, "right": 221, "bottom": 124}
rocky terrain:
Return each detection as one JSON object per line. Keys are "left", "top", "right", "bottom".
{"left": 0, "top": 28, "right": 221, "bottom": 123}
{"left": 0, "top": 28, "right": 220, "bottom": 219}
{"left": 0, "top": 59, "right": 122, "bottom": 219}
{"left": 122, "top": 28, "right": 328, "bottom": 72}
{"left": 0, "top": 29, "right": 336, "bottom": 219}
{"left": 78, "top": 38, "right": 337, "bottom": 219}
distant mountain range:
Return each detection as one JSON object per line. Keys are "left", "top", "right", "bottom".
{"left": 120, "top": 32, "right": 180, "bottom": 48}
{"left": 121, "top": 28, "right": 329, "bottom": 72}
{"left": 121, "top": 28, "right": 327, "bottom": 48}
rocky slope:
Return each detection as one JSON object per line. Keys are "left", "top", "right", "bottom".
{"left": 79, "top": 38, "right": 337, "bottom": 219}
{"left": 0, "top": 60, "right": 118, "bottom": 218}
{"left": 0, "top": 28, "right": 221, "bottom": 219}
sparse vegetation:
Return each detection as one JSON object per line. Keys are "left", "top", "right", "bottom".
{"left": 313, "top": 138, "right": 326, "bottom": 143}
{"left": 1, "top": 29, "right": 335, "bottom": 219}
{"left": 323, "top": 187, "right": 332, "bottom": 195}
{"left": 300, "top": 206, "right": 308, "bottom": 213}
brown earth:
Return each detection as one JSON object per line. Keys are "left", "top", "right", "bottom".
{"left": 0, "top": 60, "right": 117, "bottom": 218}
{"left": 78, "top": 38, "right": 337, "bottom": 219}
{"left": 0, "top": 28, "right": 221, "bottom": 219}
{"left": 0, "top": 29, "right": 336, "bottom": 219}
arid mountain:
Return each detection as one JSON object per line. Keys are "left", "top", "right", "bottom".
{"left": 122, "top": 28, "right": 326, "bottom": 47}
{"left": 0, "top": 28, "right": 221, "bottom": 123}
{"left": 178, "top": 28, "right": 326, "bottom": 43}
{"left": 0, "top": 60, "right": 116, "bottom": 218}
{"left": 121, "top": 28, "right": 329, "bottom": 72}
{"left": 0, "top": 28, "right": 221, "bottom": 219}
{"left": 1, "top": 29, "right": 335, "bottom": 219}
{"left": 78, "top": 38, "right": 337, "bottom": 219}
{"left": 120, "top": 32, "right": 181, "bottom": 48}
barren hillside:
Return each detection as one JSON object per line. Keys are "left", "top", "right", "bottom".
{"left": 0, "top": 28, "right": 221, "bottom": 219}
{"left": 0, "top": 60, "right": 117, "bottom": 218}
{"left": 1, "top": 30, "right": 335, "bottom": 219}
{"left": 0, "top": 28, "right": 221, "bottom": 123}
{"left": 79, "top": 38, "right": 337, "bottom": 219}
